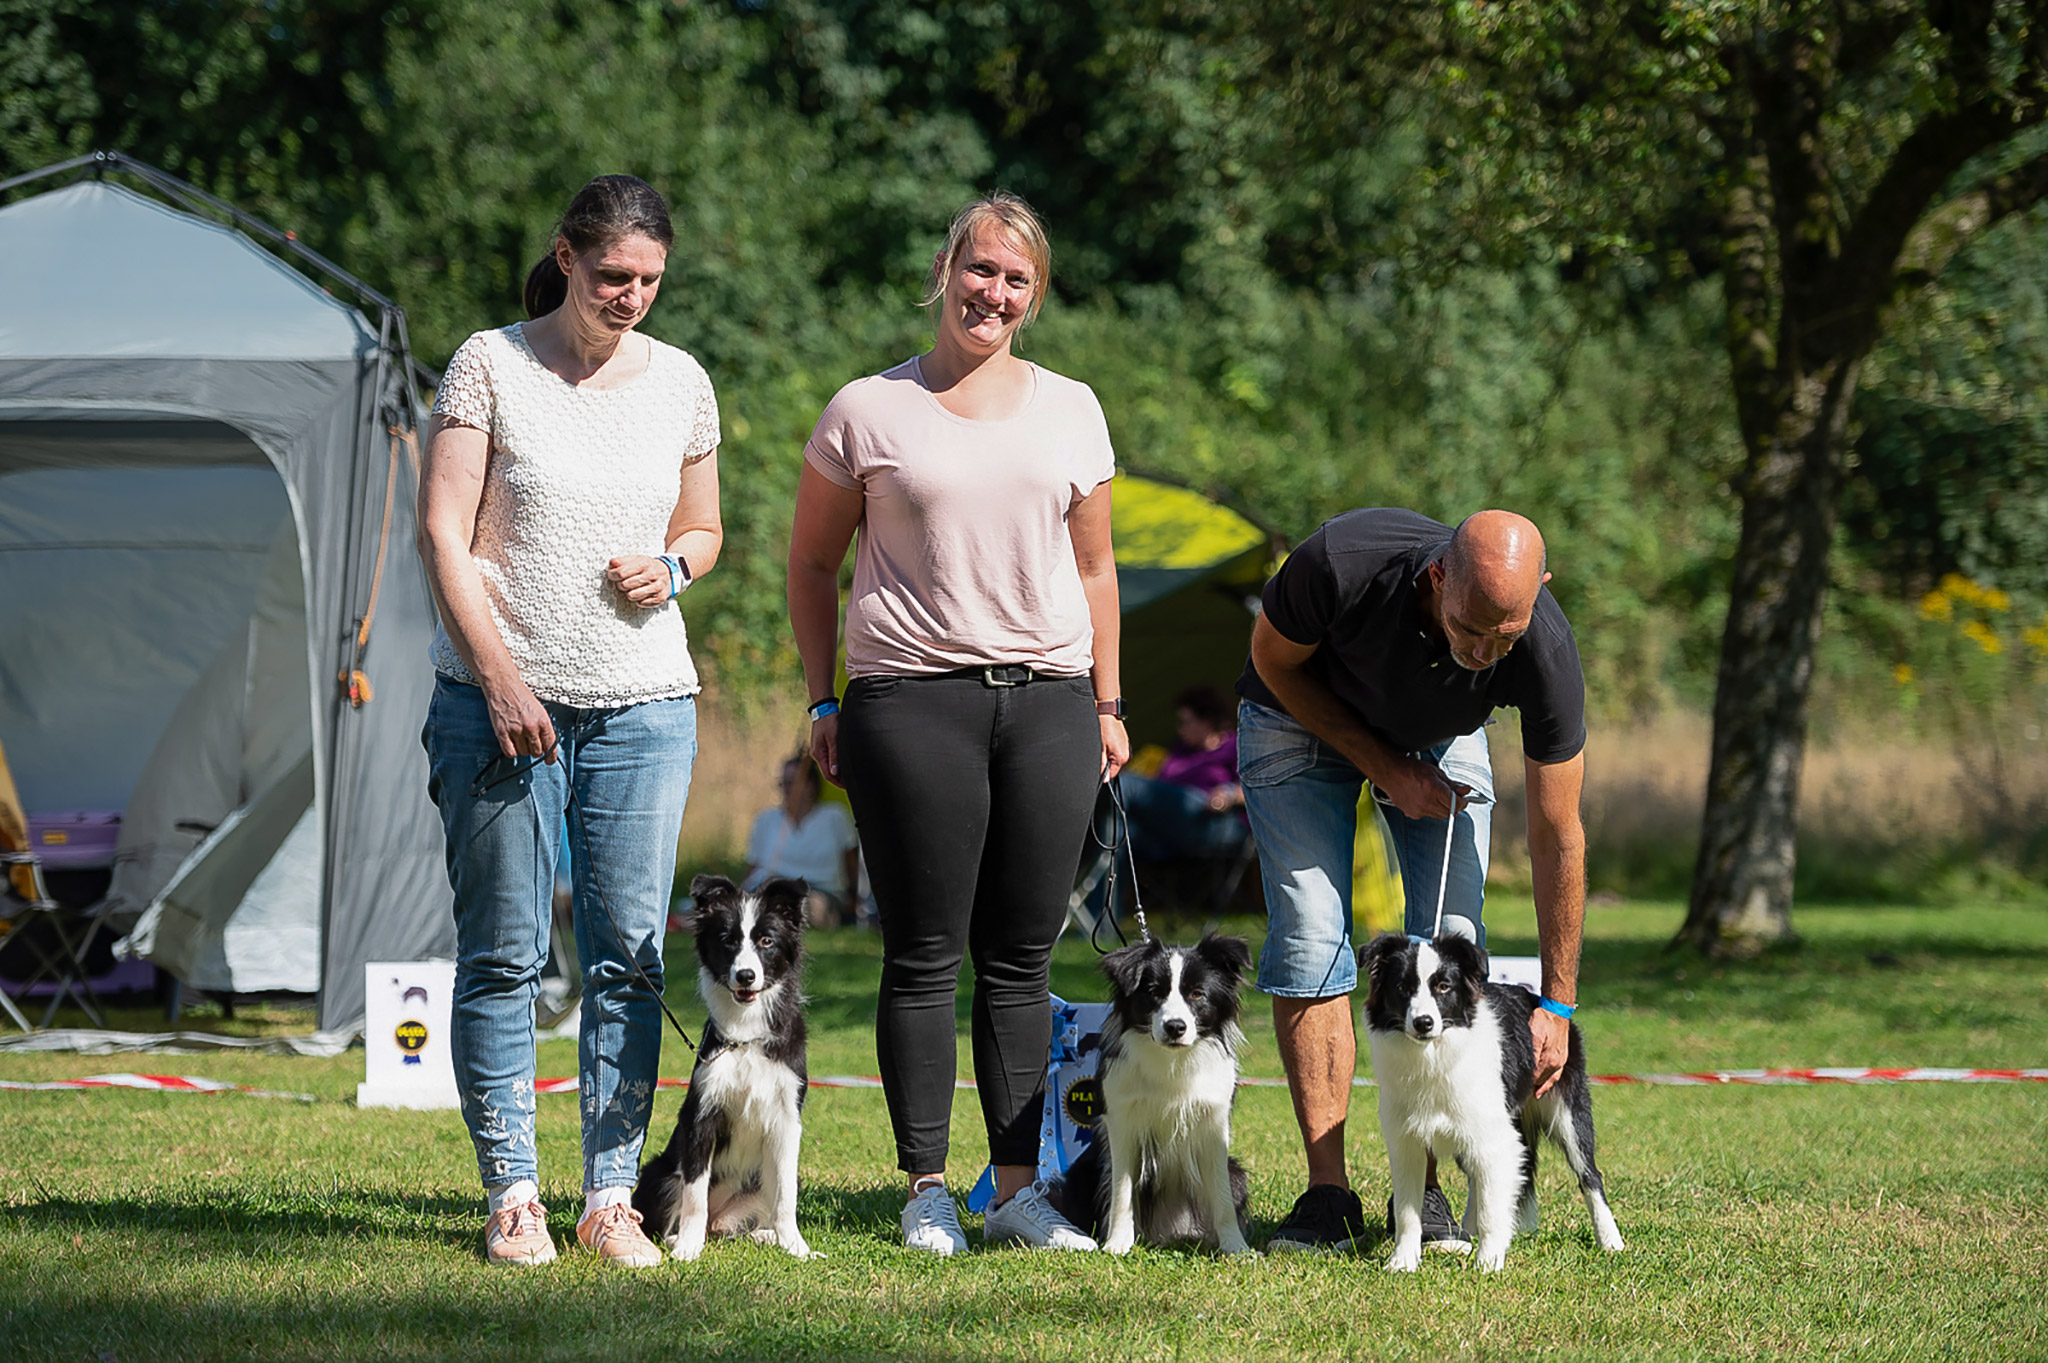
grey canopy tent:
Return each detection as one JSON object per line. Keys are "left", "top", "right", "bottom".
{"left": 0, "top": 152, "right": 453, "bottom": 1032}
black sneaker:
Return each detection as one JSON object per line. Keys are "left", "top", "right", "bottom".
{"left": 1267, "top": 1184, "right": 1367, "bottom": 1254}
{"left": 1385, "top": 1187, "right": 1474, "bottom": 1254}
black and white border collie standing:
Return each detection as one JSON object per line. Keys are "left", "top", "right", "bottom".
{"left": 1361, "top": 930, "right": 1625, "bottom": 1272}
{"left": 632, "top": 874, "right": 815, "bottom": 1261}
{"left": 1053, "top": 936, "right": 1255, "bottom": 1256}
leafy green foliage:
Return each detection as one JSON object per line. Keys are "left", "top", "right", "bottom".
{"left": 2, "top": 0, "right": 2042, "bottom": 743}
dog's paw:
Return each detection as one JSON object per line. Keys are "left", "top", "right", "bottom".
{"left": 670, "top": 1236, "right": 706, "bottom": 1263}
{"left": 1476, "top": 1244, "right": 1509, "bottom": 1272}
{"left": 1102, "top": 1233, "right": 1137, "bottom": 1256}
{"left": 782, "top": 1237, "right": 820, "bottom": 1260}
{"left": 1218, "top": 1238, "right": 1258, "bottom": 1258}
{"left": 1385, "top": 1245, "right": 1422, "bottom": 1272}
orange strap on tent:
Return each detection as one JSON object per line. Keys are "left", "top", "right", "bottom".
{"left": 340, "top": 426, "right": 410, "bottom": 709}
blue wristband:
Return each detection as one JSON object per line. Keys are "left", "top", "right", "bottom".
{"left": 1537, "top": 995, "right": 1577, "bottom": 1019}
{"left": 807, "top": 697, "right": 839, "bottom": 721}
{"left": 657, "top": 554, "right": 691, "bottom": 599}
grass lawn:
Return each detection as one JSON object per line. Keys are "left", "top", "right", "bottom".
{"left": 2, "top": 897, "right": 2043, "bottom": 1361}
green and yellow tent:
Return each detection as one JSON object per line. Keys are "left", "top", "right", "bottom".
{"left": 1109, "top": 474, "right": 1399, "bottom": 933}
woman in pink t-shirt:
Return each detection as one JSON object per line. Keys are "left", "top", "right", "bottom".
{"left": 788, "top": 192, "right": 1127, "bottom": 1257}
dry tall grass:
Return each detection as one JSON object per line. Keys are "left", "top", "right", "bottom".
{"left": 674, "top": 689, "right": 811, "bottom": 873}
{"left": 678, "top": 691, "right": 2048, "bottom": 904}
{"left": 1486, "top": 711, "right": 2048, "bottom": 897}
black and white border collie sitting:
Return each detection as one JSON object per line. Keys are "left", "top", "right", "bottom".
{"left": 632, "top": 874, "right": 815, "bottom": 1261}
{"left": 1053, "top": 935, "right": 1255, "bottom": 1256}
{"left": 1361, "top": 930, "right": 1625, "bottom": 1272}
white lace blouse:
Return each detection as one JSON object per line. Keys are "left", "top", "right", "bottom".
{"left": 428, "top": 323, "right": 719, "bottom": 706}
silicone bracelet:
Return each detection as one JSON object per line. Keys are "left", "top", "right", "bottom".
{"left": 1537, "top": 996, "right": 1577, "bottom": 1018}
{"left": 658, "top": 555, "right": 692, "bottom": 599}
{"left": 807, "top": 698, "right": 840, "bottom": 721}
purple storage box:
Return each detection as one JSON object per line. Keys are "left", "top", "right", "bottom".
{"left": 26, "top": 810, "right": 122, "bottom": 869}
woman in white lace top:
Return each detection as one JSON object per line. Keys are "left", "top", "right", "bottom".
{"left": 417, "top": 174, "right": 719, "bottom": 1269}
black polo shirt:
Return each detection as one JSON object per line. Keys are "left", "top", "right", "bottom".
{"left": 1235, "top": 508, "right": 1586, "bottom": 764}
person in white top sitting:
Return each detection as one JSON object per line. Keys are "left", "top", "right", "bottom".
{"left": 743, "top": 754, "right": 860, "bottom": 927}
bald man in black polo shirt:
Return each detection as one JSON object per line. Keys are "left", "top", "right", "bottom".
{"left": 1235, "top": 508, "right": 1588, "bottom": 1254}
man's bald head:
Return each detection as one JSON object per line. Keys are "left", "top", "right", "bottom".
{"left": 1444, "top": 510, "right": 1548, "bottom": 614}
{"left": 1430, "top": 510, "right": 1552, "bottom": 671}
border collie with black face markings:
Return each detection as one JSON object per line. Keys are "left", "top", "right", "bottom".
{"left": 1361, "top": 931, "right": 1625, "bottom": 1272}
{"left": 1053, "top": 935, "right": 1255, "bottom": 1256}
{"left": 632, "top": 874, "right": 814, "bottom": 1261}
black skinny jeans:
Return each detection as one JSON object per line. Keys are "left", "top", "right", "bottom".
{"left": 838, "top": 671, "right": 1103, "bottom": 1173}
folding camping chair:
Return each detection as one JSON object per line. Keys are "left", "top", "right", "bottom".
{"left": 0, "top": 738, "right": 55, "bottom": 1030}
{"left": 0, "top": 742, "right": 114, "bottom": 1029}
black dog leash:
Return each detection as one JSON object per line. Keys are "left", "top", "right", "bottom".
{"left": 1084, "top": 775, "right": 1151, "bottom": 954}
{"left": 471, "top": 733, "right": 700, "bottom": 1055}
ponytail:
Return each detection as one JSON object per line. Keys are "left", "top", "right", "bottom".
{"left": 523, "top": 253, "right": 567, "bottom": 319}
{"left": 524, "top": 175, "right": 675, "bottom": 318}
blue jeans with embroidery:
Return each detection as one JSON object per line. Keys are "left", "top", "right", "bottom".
{"left": 423, "top": 678, "right": 696, "bottom": 1193}
{"left": 1236, "top": 699, "right": 1493, "bottom": 1000}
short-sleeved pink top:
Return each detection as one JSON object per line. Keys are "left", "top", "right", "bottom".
{"left": 803, "top": 356, "right": 1116, "bottom": 678}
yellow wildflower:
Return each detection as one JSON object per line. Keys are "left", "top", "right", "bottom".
{"left": 1892, "top": 663, "right": 1915, "bottom": 686}
{"left": 1919, "top": 591, "right": 1952, "bottom": 622}
{"left": 1960, "top": 619, "right": 2004, "bottom": 655}
{"left": 1982, "top": 588, "right": 2012, "bottom": 612}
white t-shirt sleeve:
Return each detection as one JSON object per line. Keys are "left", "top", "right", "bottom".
{"left": 744, "top": 807, "right": 779, "bottom": 868}
{"left": 431, "top": 332, "right": 495, "bottom": 432}
{"left": 821, "top": 804, "right": 858, "bottom": 854}
{"left": 681, "top": 353, "right": 720, "bottom": 464}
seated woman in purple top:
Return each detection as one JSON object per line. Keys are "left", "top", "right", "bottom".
{"left": 1118, "top": 685, "right": 1249, "bottom": 860}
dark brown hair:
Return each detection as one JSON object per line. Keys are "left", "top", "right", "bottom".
{"left": 1173, "top": 684, "right": 1237, "bottom": 731}
{"left": 522, "top": 175, "right": 675, "bottom": 318}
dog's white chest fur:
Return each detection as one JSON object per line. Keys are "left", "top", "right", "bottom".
{"left": 1369, "top": 998, "right": 1514, "bottom": 1149}
{"left": 696, "top": 1044, "right": 804, "bottom": 1178}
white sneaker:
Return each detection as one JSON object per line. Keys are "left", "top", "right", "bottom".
{"left": 982, "top": 1181, "right": 1098, "bottom": 1251}
{"left": 901, "top": 1183, "right": 969, "bottom": 1257}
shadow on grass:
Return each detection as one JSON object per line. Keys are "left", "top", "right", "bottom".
{"left": 0, "top": 1187, "right": 483, "bottom": 1257}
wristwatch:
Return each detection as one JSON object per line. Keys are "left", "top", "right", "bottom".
{"left": 1094, "top": 698, "right": 1126, "bottom": 719}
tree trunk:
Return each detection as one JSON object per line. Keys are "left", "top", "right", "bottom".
{"left": 1678, "top": 358, "right": 1862, "bottom": 956}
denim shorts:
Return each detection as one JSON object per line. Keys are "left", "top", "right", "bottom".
{"left": 1238, "top": 699, "right": 1493, "bottom": 998}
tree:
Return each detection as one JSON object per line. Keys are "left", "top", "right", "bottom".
{"left": 1178, "top": 0, "right": 2048, "bottom": 953}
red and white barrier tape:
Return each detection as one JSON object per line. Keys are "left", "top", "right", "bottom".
{"left": 8, "top": 1067, "right": 2042, "bottom": 1104}
{"left": 1588, "top": 1066, "right": 2048, "bottom": 1086}
{"left": 0, "top": 1073, "right": 315, "bottom": 1101}
{"left": 535, "top": 1067, "right": 2048, "bottom": 1093}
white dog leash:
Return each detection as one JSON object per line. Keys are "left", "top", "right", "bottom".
{"left": 1422, "top": 787, "right": 1491, "bottom": 943}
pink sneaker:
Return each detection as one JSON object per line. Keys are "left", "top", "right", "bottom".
{"left": 577, "top": 1204, "right": 663, "bottom": 1267}
{"left": 484, "top": 1199, "right": 558, "bottom": 1266}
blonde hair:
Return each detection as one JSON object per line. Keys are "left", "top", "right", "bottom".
{"left": 921, "top": 191, "right": 1053, "bottom": 326}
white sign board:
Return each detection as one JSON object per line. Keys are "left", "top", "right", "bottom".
{"left": 1489, "top": 955, "right": 1543, "bottom": 994}
{"left": 358, "top": 960, "right": 459, "bottom": 1110}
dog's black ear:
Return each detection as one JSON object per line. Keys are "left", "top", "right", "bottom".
{"left": 757, "top": 876, "right": 811, "bottom": 928}
{"left": 682, "top": 874, "right": 738, "bottom": 935}
{"left": 1359, "top": 932, "right": 1409, "bottom": 994}
{"left": 1433, "top": 931, "right": 1489, "bottom": 981}
{"left": 1196, "top": 934, "right": 1252, "bottom": 985}
{"left": 1099, "top": 938, "right": 1162, "bottom": 996}
{"left": 690, "top": 873, "right": 738, "bottom": 903}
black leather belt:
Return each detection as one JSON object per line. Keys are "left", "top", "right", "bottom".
{"left": 932, "top": 664, "right": 1081, "bottom": 687}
